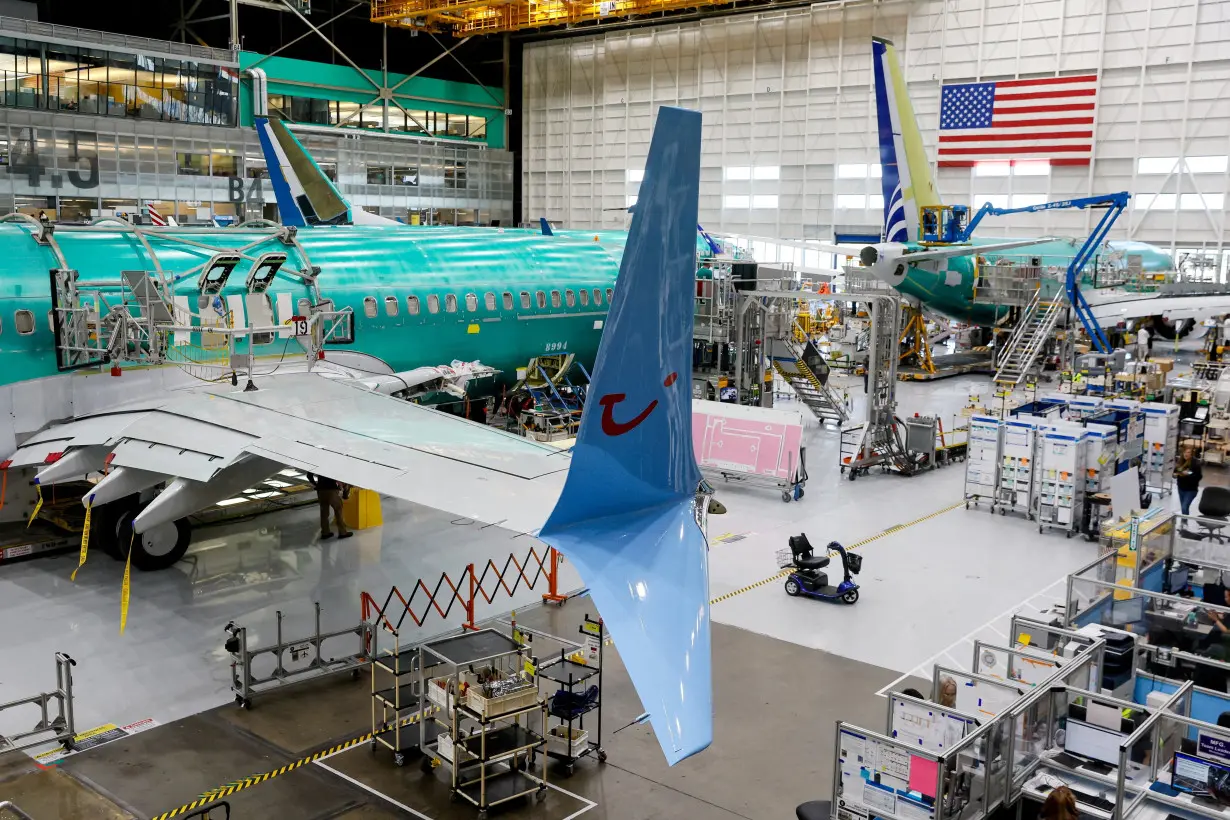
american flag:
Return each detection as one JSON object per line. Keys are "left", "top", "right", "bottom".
{"left": 937, "top": 74, "right": 1097, "bottom": 167}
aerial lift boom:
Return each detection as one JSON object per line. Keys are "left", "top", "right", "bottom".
{"left": 920, "top": 192, "right": 1131, "bottom": 353}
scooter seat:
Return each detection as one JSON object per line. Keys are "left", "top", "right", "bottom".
{"left": 796, "top": 555, "right": 830, "bottom": 570}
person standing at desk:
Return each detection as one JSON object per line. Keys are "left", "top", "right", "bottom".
{"left": 1175, "top": 445, "right": 1203, "bottom": 516}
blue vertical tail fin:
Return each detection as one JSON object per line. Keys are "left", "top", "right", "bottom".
{"left": 255, "top": 117, "right": 399, "bottom": 227}
{"left": 539, "top": 217, "right": 554, "bottom": 236}
{"left": 872, "top": 37, "right": 942, "bottom": 243}
{"left": 538, "top": 106, "right": 710, "bottom": 765}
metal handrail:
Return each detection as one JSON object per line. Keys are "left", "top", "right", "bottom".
{"left": 0, "top": 15, "right": 235, "bottom": 63}
{"left": 0, "top": 801, "right": 35, "bottom": 820}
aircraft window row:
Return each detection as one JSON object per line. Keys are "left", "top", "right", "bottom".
{"left": 362, "top": 288, "right": 612, "bottom": 319}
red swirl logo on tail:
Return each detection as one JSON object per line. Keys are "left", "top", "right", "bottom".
{"left": 597, "top": 372, "right": 678, "bottom": 437}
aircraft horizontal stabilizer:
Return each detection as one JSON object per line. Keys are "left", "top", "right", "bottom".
{"left": 902, "top": 237, "right": 1055, "bottom": 263}
{"left": 538, "top": 105, "right": 712, "bottom": 765}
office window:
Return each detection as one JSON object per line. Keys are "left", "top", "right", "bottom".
{"left": 536, "top": 291, "right": 546, "bottom": 309}
{"left": 427, "top": 295, "right": 440, "bottom": 314}
{"left": 503, "top": 292, "right": 514, "bottom": 310}
{"left": 725, "top": 166, "right": 751, "bottom": 180}
{"left": 445, "top": 161, "right": 466, "bottom": 189}
{"left": 392, "top": 166, "right": 418, "bottom": 186}
{"left": 550, "top": 290, "right": 562, "bottom": 308}
{"left": 579, "top": 289, "right": 589, "bottom": 307}
{"left": 593, "top": 288, "right": 603, "bottom": 306}
{"left": 445, "top": 294, "right": 458, "bottom": 313}
{"left": 1181, "top": 194, "right": 1225, "bottom": 210}
{"left": 484, "top": 292, "right": 496, "bottom": 311}
{"left": 723, "top": 195, "right": 750, "bottom": 209}
{"left": 363, "top": 297, "right": 377, "bottom": 318}
{"left": 366, "top": 166, "right": 389, "bottom": 185}
{"left": 627, "top": 169, "right": 644, "bottom": 182}
{"left": 1013, "top": 160, "right": 1051, "bottom": 176}
{"left": 1010, "top": 194, "right": 1048, "bottom": 208}
{"left": 384, "top": 296, "right": 398, "bottom": 316}
{"left": 1138, "top": 157, "right": 1178, "bottom": 174}
{"left": 211, "top": 154, "right": 239, "bottom": 178}
{"left": 407, "top": 295, "right": 420, "bottom": 315}
{"left": 752, "top": 195, "right": 779, "bottom": 209}
{"left": 0, "top": 138, "right": 8, "bottom": 166}
{"left": 1186, "top": 156, "right": 1229, "bottom": 174}
{"left": 836, "top": 194, "right": 866, "bottom": 209}
{"left": 605, "top": 288, "right": 613, "bottom": 304}
{"left": 837, "top": 163, "right": 869, "bottom": 178}
{"left": 465, "top": 293, "right": 478, "bottom": 311}
{"left": 974, "top": 161, "right": 1011, "bottom": 177}
{"left": 14, "top": 310, "right": 33, "bottom": 335}
{"left": 565, "top": 289, "right": 576, "bottom": 308}
{"left": 753, "top": 166, "right": 780, "bottom": 180}
{"left": 176, "top": 152, "right": 209, "bottom": 176}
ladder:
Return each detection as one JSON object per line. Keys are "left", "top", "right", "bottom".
{"left": 993, "top": 289, "right": 1066, "bottom": 387}
{"left": 774, "top": 334, "right": 849, "bottom": 425}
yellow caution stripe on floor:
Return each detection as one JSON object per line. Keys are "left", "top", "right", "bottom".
{"left": 151, "top": 707, "right": 438, "bottom": 820}
{"left": 708, "top": 499, "right": 965, "bottom": 606}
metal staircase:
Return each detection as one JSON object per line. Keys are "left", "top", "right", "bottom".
{"left": 992, "top": 290, "right": 1066, "bottom": 387}
{"left": 774, "top": 333, "right": 849, "bottom": 425}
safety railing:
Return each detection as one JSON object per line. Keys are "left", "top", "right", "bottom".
{"left": 360, "top": 546, "right": 568, "bottom": 637}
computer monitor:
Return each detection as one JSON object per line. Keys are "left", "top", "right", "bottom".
{"left": 1065, "top": 718, "right": 1125, "bottom": 766}
{"left": 1169, "top": 564, "right": 1190, "bottom": 594}
{"left": 1111, "top": 597, "right": 1145, "bottom": 626}
{"left": 1173, "top": 751, "right": 1230, "bottom": 803}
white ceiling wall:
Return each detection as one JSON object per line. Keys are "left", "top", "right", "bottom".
{"left": 522, "top": 0, "right": 1230, "bottom": 259}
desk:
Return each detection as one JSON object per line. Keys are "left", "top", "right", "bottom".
{"left": 1148, "top": 608, "right": 1215, "bottom": 640}
{"left": 1020, "top": 750, "right": 1153, "bottom": 819}
{"left": 1132, "top": 768, "right": 1230, "bottom": 820}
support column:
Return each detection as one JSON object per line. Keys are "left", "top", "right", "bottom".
{"left": 229, "top": 0, "right": 239, "bottom": 51}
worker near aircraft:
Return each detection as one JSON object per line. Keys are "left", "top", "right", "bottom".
{"left": 1175, "top": 444, "right": 1203, "bottom": 517}
{"left": 1137, "top": 326, "right": 1151, "bottom": 361}
{"left": 307, "top": 473, "right": 352, "bottom": 540}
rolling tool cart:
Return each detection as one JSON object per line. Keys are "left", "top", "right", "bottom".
{"left": 538, "top": 614, "right": 607, "bottom": 776}
{"left": 417, "top": 628, "right": 548, "bottom": 818}
{"left": 370, "top": 629, "right": 443, "bottom": 766}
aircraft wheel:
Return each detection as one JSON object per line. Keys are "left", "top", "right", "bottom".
{"left": 114, "top": 507, "right": 192, "bottom": 571}
{"left": 784, "top": 578, "right": 802, "bottom": 597}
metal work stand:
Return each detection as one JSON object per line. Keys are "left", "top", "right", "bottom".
{"left": 224, "top": 603, "right": 372, "bottom": 709}
{"left": 0, "top": 652, "right": 76, "bottom": 756}
{"left": 417, "top": 629, "right": 548, "bottom": 818}
{"left": 371, "top": 628, "right": 442, "bottom": 766}
{"left": 538, "top": 614, "right": 607, "bottom": 776}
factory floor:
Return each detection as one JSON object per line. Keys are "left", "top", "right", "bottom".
{"left": 0, "top": 337, "right": 1210, "bottom": 818}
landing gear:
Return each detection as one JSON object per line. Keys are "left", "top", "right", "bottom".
{"left": 112, "top": 504, "right": 192, "bottom": 571}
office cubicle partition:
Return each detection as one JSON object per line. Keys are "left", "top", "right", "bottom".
{"left": 886, "top": 693, "right": 981, "bottom": 755}
{"left": 931, "top": 666, "right": 1024, "bottom": 720}
{"left": 972, "top": 639, "right": 1103, "bottom": 692}
{"left": 1136, "top": 670, "right": 1230, "bottom": 735}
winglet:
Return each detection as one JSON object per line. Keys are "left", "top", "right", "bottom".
{"left": 540, "top": 217, "right": 554, "bottom": 237}
{"left": 698, "top": 224, "right": 723, "bottom": 256}
{"left": 538, "top": 106, "right": 710, "bottom": 766}
{"left": 254, "top": 117, "right": 399, "bottom": 227}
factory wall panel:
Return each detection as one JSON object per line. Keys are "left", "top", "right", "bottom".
{"left": 524, "top": 0, "right": 1230, "bottom": 271}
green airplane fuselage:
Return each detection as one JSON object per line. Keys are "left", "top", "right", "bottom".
{"left": 0, "top": 223, "right": 625, "bottom": 390}
{"left": 890, "top": 237, "right": 1177, "bottom": 325}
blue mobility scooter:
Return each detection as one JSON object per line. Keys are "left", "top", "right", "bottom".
{"left": 779, "top": 534, "right": 861, "bottom": 604}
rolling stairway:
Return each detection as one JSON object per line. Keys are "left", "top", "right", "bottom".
{"left": 993, "top": 289, "right": 1066, "bottom": 387}
{"left": 774, "top": 334, "right": 849, "bottom": 425}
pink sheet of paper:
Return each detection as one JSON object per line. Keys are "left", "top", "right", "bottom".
{"left": 691, "top": 408, "right": 804, "bottom": 480}
{"left": 908, "top": 755, "right": 939, "bottom": 798}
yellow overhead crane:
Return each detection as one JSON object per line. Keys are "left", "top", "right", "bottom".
{"left": 372, "top": 0, "right": 721, "bottom": 35}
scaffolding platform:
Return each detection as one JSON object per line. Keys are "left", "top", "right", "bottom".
{"left": 898, "top": 352, "right": 996, "bottom": 381}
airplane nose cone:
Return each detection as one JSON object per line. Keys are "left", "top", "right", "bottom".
{"left": 860, "top": 246, "right": 879, "bottom": 267}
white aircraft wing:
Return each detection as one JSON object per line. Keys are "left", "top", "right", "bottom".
{"left": 901, "top": 238, "right": 1053, "bottom": 262}
{"left": 16, "top": 373, "right": 570, "bottom": 536}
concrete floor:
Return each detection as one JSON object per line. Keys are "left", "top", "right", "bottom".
{"left": 0, "top": 337, "right": 1214, "bottom": 818}
{"left": 2, "top": 598, "right": 900, "bottom": 820}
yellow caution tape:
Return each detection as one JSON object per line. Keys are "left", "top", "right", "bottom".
{"left": 27, "top": 485, "right": 42, "bottom": 528}
{"left": 71, "top": 503, "right": 92, "bottom": 582}
{"left": 120, "top": 531, "right": 134, "bottom": 635}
